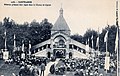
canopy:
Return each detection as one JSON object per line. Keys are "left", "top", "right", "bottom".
{"left": 32, "top": 49, "right": 48, "bottom": 57}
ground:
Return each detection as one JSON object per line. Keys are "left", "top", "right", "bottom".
{"left": 0, "top": 61, "right": 20, "bottom": 76}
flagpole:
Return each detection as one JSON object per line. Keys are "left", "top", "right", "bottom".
{"left": 106, "top": 40, "right": 108, "bottom": 76}
{"left": 106, "top": 32, "right": 108, "bottom": 75}
{"left": 3, "top": 28, "right": 9, "bottom": 60}
{"left": 29, "top": 40, "right": 31, "bottom": 58}
{"left": 91, "top": 32, "right": 93, "bottom": 58}
{"left": 98, "top": 28, "right": 100, "bottom": 56}
{"left": 116, "top": 19, "right": 119, "bottom": 76}
{"left": 116, "top": 0, "right": 119, "bottom": 76}
{"left": 118, "top": 26, "right": 119, "bottom": 76}
{"left": 13, "top": 34, "right": 16, "bottom": 52}
{"left": 98, "top": 39, "right": 99, "bottom": 56}
{"left": 106, "top": 37, "right": 107, "bottom": 55}
{"left": 104, "top": 30, "right": 109, "bottom": 75}
{"left": 4, "top": 29, "right": 7, "bottom": 51}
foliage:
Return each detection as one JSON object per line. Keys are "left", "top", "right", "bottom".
{"left": 71, "top": 34, "right": 83, "bottom": 43}
{"left": 71, "top": 25, "right": 117, "bottom": 54}
{"left": 0, "top": 17, "right": 53, "bottom": 54}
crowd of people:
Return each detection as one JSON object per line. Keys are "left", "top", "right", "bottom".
{"left": 19, "top": 62, "right": 46, "bottom": 76}
{"left": 4, "top": 55, "right": 48, "bottom": 76}
{"left": 49, "top": 58, "right": 99, "bottom": 76}
{"left": 18, "top": 56, "right": 48, "bottom": 76}
{"left": 49, "top": 56, "right": 117, "bottom": 76}
{"left": 3, "top": 53, "right": 117, "bottom": 76}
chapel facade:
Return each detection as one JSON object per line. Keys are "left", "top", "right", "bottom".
{"left": 31, "top": 8, "right": 92, "bottom": 58}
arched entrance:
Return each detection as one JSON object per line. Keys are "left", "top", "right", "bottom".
{"left": 54, "top": 49, "right": 66, "bottom": 58}
{"left": 53, "top": 37, "right": 66, "bottom": 58}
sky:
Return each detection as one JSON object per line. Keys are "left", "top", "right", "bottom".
{"left": 0, "top": 0, "right": 119, "bottom": 35}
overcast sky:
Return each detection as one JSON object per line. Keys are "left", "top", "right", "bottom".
{"left": 0, "top": 0, "right": 119, "bottom": 35}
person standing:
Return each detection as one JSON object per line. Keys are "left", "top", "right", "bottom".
{"left": 50, "top": 63, "right": 55, "bottom": 74}
{"left": 69, "top": 52, "right": 72, "bottom": 59}
{"left": 32, "top": 66, "right": 39, "bottom": 76}
{"left": 40, "top": 63, "right": 45, "bottom": 76}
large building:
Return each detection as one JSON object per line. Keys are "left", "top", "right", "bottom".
{"left": 31, "top": 8, "right": 93, "bottom": 59}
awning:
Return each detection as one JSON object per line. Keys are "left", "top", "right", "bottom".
{"left": 32, "top": 49, "right": 48, "bottom": 57}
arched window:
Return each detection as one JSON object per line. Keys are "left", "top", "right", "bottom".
{"left": 53, "top": 35, "right": 66, "bottom": 48}
{"left": 59, "top": 39, "right": 65, "bottom": 48}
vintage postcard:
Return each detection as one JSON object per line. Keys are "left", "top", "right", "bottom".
{"left": 0, "top": 0, "right": 119, "bottom": 76}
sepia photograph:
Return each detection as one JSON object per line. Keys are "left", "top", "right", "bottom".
{"left": 0, "top": 0, "right": 119, "bottom": 76}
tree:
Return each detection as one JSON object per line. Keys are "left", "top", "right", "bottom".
{"left": 71, "top": 34, "right": 83, "bottom": 43}
{"left": 83, "top": 29, "right": 98, "bottom": 49}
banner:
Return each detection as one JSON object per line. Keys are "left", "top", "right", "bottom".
{"left": 115, "top": 28, "right": 118, "bottom": 52}
{"left": 21, "top": 53, "right": 25, "bottom": 59}
{"left": 105, "top": 56, "right": 110, "bottom": 70}
{"left": 3, "top": 51, "right": 9, "bottom": 60}
{"left": 86, "top": 38, "right": 89, "bottom": 52}
{"left": 104, "top": 31, "right": 108, "bottom": 42}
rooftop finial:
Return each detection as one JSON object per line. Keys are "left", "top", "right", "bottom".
{"left": 60, "top": 3, "right": 63, "bottom": 15}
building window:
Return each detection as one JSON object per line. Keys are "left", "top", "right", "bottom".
{"left": 59, "top": 39, "right": 65, "bottom": 48}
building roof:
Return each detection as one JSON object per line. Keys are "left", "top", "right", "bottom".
{"left": 52, "top": 8, "right": 70, "bottom": 31}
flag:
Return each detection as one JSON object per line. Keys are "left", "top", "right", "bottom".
{"left": 96, "top": 36, "right": 99, "bottom": 47}
{"left": 91, "top": 35, "right": 94, "bottom": 48}
{"left": 105, "top": 56, "right": 110, "bottom": 70}
{"left": 91, "top": 35, "right": 93, "bottom": 40}
{"left": 104, "top": 31, "right": 109, "bottom": 56}
{"left": 104, "top": 31, "right": 108, "bottom": 42}
{"left": 29, "top": 41, "right": 31, "bottom": 55}
{"left": 22, "top": 40, "right": 24, "bottom": 52}
{"left": 86, "top": 38, "right": 89, "bottom": 52}
{"left": 4, "top": 29, "right": 7, "bottom": 50}
{"left": 13, "top": 34, "right": 16, "bottom": 52}
{"left": 115, "top": 28, "right": 118, "bottom": 52}
{"left": 96, "top": 28, "right": 100, "bottom": 47}
{"left": 4, "top": 29, "right": 6, "bottom": 36}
